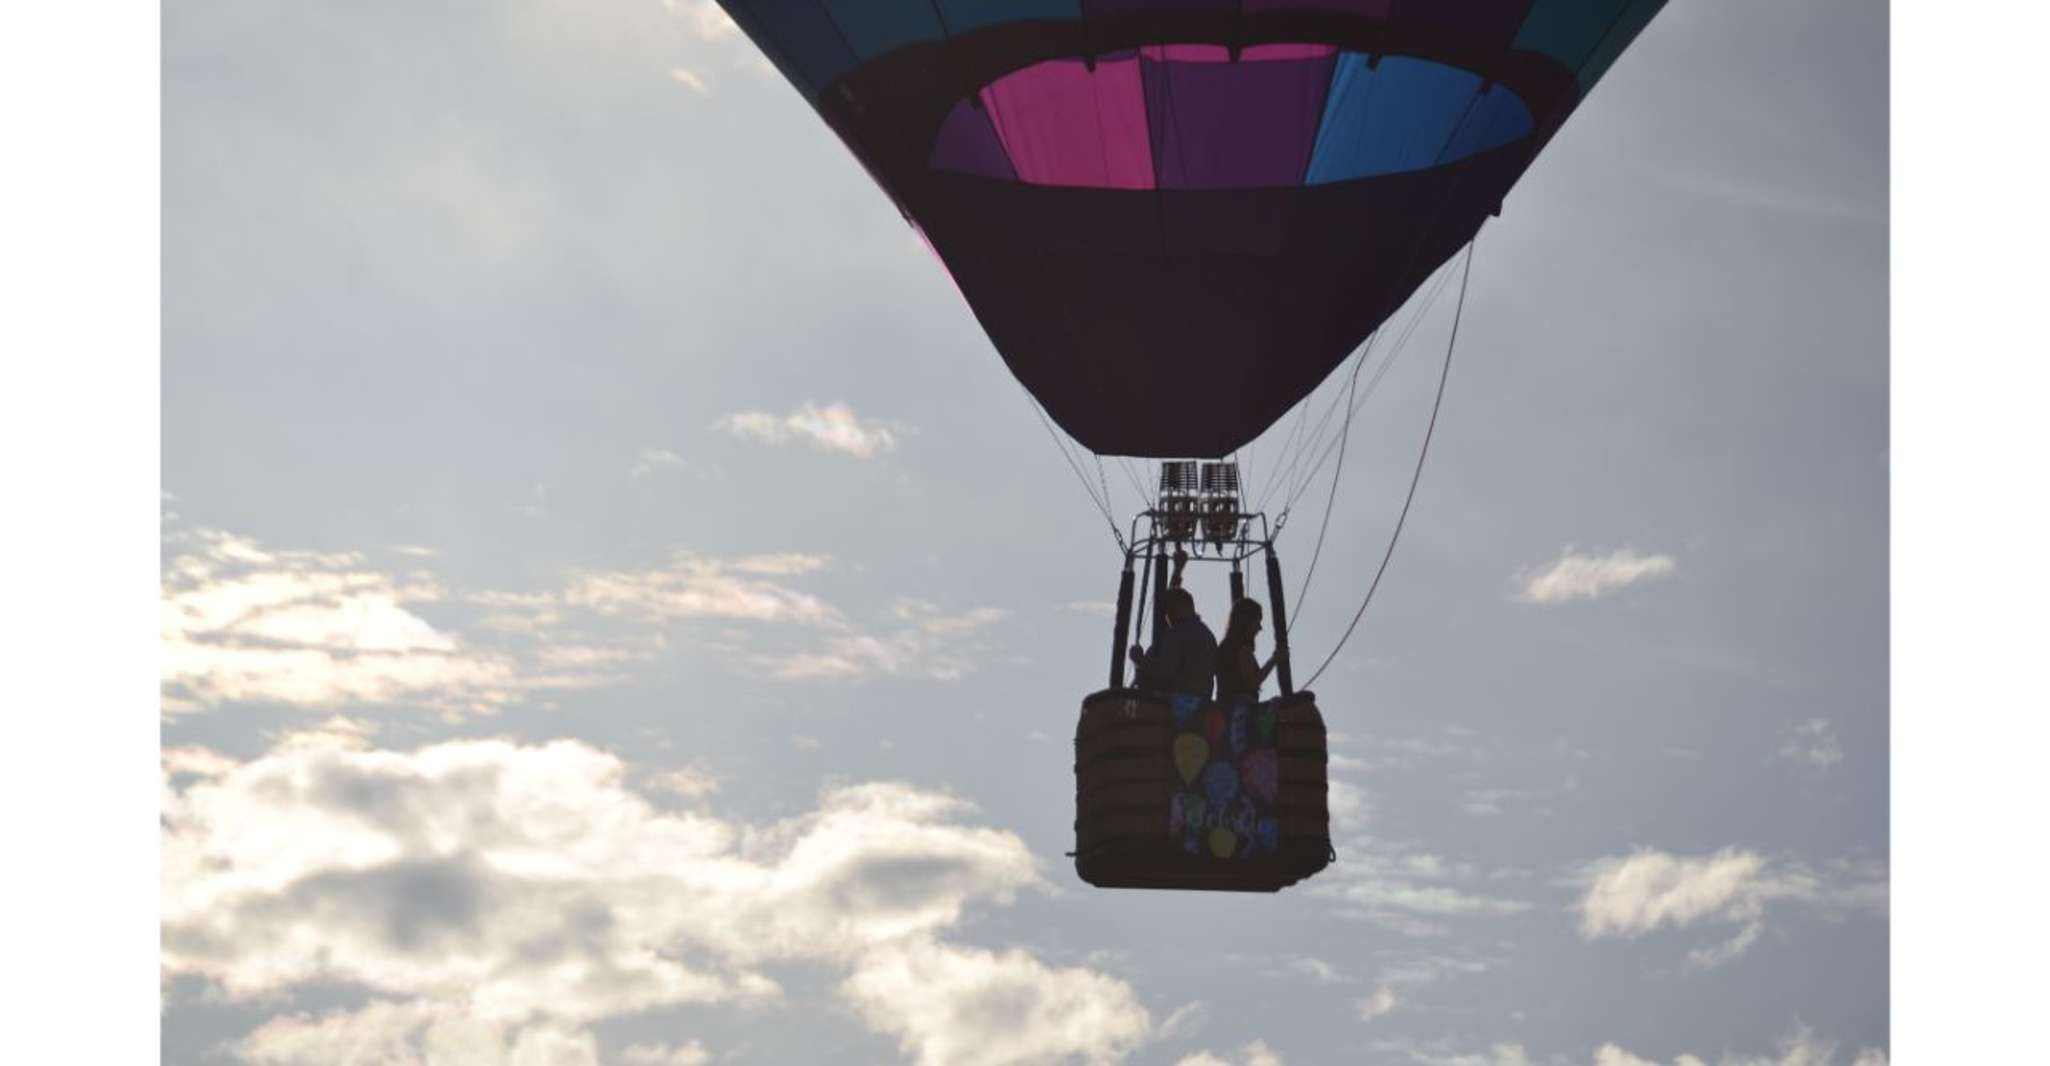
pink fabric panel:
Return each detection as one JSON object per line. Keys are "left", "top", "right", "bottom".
{"left": 980, "top": 57, "right": 1156, "bottom": 189}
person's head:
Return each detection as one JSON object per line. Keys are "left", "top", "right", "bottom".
{"left": 1223, "top": 598, "right": 1264, "bottom": 647}
{"left": 1160, "top": 586, "right": 1197, "bottom": 625}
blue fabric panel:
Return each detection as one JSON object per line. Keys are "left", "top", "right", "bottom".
{"left": 1512, "top": 0, "right": 1631, "bottom": 70}
{"left": 1305, "top": 55, "right": 1492, "bottom": 184}
{"left": 1438, "top": 82, "right": 1534, "bottom": 162}
{"left": 1575, "top": 0, "right": 1668, "bottom": 90}
{"left": 937, "top": 0, "right": 1083, "bottom": 34}
{"left": 728, "top": 0, "right": 859, "bottom": 93}
{"left": 821, "top": 0, "right": 945, "bottom": 59}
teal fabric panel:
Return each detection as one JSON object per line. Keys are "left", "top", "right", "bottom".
{"left": 730, "top": 0, "right": 859, "bottom": 94}
{"left": 821, "top": 0, "right": 945, "bottom": 59}
{"left": 1513, "top": 0, "right": 1631, "bottom": 69}
{"left": 1575, "top": 0, "right": 1669, "bottom": 90}
{"left": 937, "top": 0, "right": 1083, "bottom": 34}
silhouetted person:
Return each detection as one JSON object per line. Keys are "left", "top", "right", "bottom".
{"left": 1129, "top": 586, "right": 1217, "bottom": 699}
{"left": 1215, "top": 598, "right": 1279, "bottom": 704}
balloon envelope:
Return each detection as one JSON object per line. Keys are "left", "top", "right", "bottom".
{"left": 715, "top": 0, "right": 1669, "bottom": 457}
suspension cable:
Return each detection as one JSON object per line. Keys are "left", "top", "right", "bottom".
{"left": 1285, "top": 319, "right": 1373, "bottom": 633}
{"left": 1301, "top": 238, "right": 1476, "bottom": 691}
{"left": 1019, "top": 389, "right": 1125, "bottom": 551}
{"left": 1281, "top": 254, "right": 1463, "bottom": 517}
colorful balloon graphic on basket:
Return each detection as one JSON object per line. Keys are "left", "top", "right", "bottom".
{"left": 1166, "top": 695, "right": 1282, "bottom": 858}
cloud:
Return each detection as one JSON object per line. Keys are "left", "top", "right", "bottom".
{"left": 1176, "top": 1042, "right": 1285, "bottom": 1066}
{"left": 1401, "top": 1043, "right": 1534, "bottom": 1066}
{"left": 1310, "top": 845, "right": 1531, "bottom": 934}
{"left": 841, "top": 939, "right": 1152, "bottom": 1066}
{"left": 715, "top": 402, "right": 900, "bottom": 459}
{"left": 233, "top": 1001, "right": 601, "bottom": 1066}
{"left": 1357, "top": 983, "right": 1399, "bottom": 1021}
{"left": 489, "top": 557, "right": 1005, "bottom": 683}
{"left": 166, "top": 520, "right": 1012, "bottom": 719}
{"left": 562, "top": 551, "right": 839, "bottom": 626}
{"left": 1593, "top": 1027, "right": 1886, "bottom": 1066}
{"left": 622, "top": 1040, "right": 712, "bottom": 1066}
{"left": 1288, "top": 957, "right": 1346, "bottom": 984}
{"left": 665, "top": 0, "right": 738, "bottom": 41}
{"left": 165, "top": 729, "right": 1148, "bottom": 1062}
{"left": 1778, "top": 718, "right": 1845, "bottom": 769}
{"left": 629, "top": 447, "right": 689, "bottom": 480}
{"left": 1460, "top": 788, "right": 1537, "bottom": 816}
{"left": 646, "top": 764, "right": 720, "bottom": 800}
{"left": 755, "top": 600, "right": 1008, "bottom": 681}
{"left": 1514, "top": 548, "right": 1677, "bottom": 604}
{"left": 161, "top": 527, "right": 623, "bottom": 717}
{"left": 1575, "top": 848, "right": 1885, "bottom": 966}
{"left": 667, "top": 66, "right": 709, "bottom": 94}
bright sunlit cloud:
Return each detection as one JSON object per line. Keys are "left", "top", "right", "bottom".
{"left": 1514, "top": 548, "right": 1677, "bottom": 604}
{"left": 1593, "top": 1027, "right": 1888, "bottom": 1066}
{"left": 716, "top": 402, "right": 901, "bottom": 459}
{"left": 1575, "top": 848, "right": 1886, "bottom": 967}
{"left": 160, "top": 526, "right": 623, "bottom": 717}
{"left": 165, "top": 727, "right": 1151, "bottom": 1064}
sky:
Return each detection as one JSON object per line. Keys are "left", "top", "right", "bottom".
{"left": 161, "top": 2, "right": 1889, "bottom": 1065}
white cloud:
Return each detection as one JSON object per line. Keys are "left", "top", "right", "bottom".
{"left": 754, "top": 600, "right": 1008, "bottom": 682}
{"left": 1357, "top": 983, "right": 1399, "bottom": 1021}
{"left": 1405, "top": 1043, "right": 1534, "bottom": 1066}
{"left": 841, "top": 938, "right": 1152, "bottom": 1066}
{"left": 1576, "top": 848, "right": 1885, "bottom": 966}
{"left": 1310, "top": 845, "right": 1531, "bottom": 934}
{"left": 166, "top": 521, "right": 1011, "bottom": 716}
{"left": 665, "top": 0, "right": 738, "bottom": 41}
{"left": 1176, "top": 1042, "right": 1284, "bottom": 1066}
{"left": 715, "top": 402, "right": 900, "bottom": 459}
{"left": 1778, "top": 718, "right": 1845, "bottom": 769}
{"left": 1514, "top": 547, "right": 1677, "bottom": 604}
{"left": 1593, "top": 1027, "right": 1886, "bottom": 1066}
{"left": 165, "top": 729, "right": 1148, "bottom": 1063}
{"left": 161, "top": 527, "right": 620, "bottom": 717}
{"left": 233, "top": 1001, "right": 600, "bottom": 1066}
{"left": 1288, "top": 957, "right": 1345, "bottom": 984}
{"left": 629, "top": 447, "right": 689, "bottom": 479}
{"left": 667, "top": 66, "right": 709, "bottom": 94}
{"left": 622, "top": 1040, "right": 711, "bottom": 1066}
{"left": 564, "top": 552, "right": 838, "bottom": 626}
{"left": 646, "top": 764, "right": 720, "bottom": 800}
{"left": 492, "top": 556, "right": 1004, "bottom": 682}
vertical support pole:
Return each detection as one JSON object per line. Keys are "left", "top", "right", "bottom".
{"left": 1109, "top": 555, "right": 1136, "bottom": 689}
{"left": 1228, "top": 565, "right": 1245, "bottom": 609}
{"left": 1150, "top": 545, "right": 1170, "bottom": 646}
{"left": 1264, "top": 543, "right": 1296, "bottom": 696}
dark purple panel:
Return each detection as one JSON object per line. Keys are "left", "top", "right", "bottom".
{"left": 1140, "top": 46, "right": 1336, "bottom": 190}
{"left": 1083, "top": 0, "right": 1235, "bottom": 13}
{"left": 929, "top": 98, "right": 1019, "bottom": 180}
{"left": 1242, "top": 0, "right": 1393, "bottom": 15}
{"left": 1389, "top": 0, "right": 1531, "bottom": 53}
{"left": 911, "top": 143, "right": 1529, "bottom": 457}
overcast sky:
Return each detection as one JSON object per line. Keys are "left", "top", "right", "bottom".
{"left": 162, "top": 1, "right": 1888, "bottom": 1064}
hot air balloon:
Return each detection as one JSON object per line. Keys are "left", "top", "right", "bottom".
{"left": 712, "top": 0, "right": 1672, "bottom": 891}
